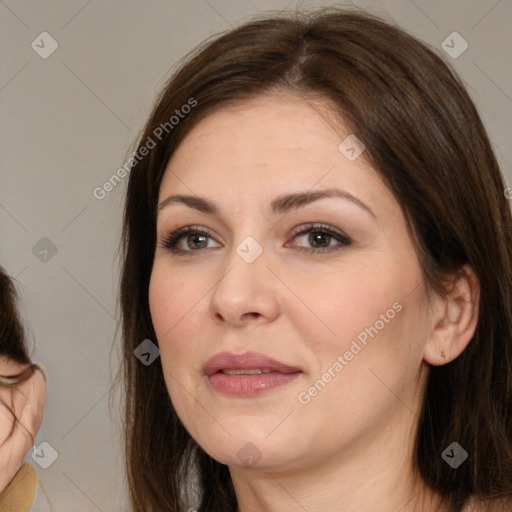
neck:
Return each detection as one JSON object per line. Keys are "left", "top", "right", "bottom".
{"left": 231, "top": 462, "right": 446, "bottom": 512}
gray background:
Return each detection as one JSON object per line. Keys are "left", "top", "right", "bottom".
{"left": 1, "top": 0, "right": 511, "bottom": 510}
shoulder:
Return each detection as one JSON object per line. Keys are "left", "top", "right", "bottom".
{"left": 462, "top": 495, "right": 512, "bottom": 512}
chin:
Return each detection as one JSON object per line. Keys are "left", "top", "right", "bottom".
{"left": 192, "top": 426, "right": 304, "bottom": 472}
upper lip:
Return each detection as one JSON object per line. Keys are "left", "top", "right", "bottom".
{"left": 203, "top": 351, "right": 302, "bottom": 376}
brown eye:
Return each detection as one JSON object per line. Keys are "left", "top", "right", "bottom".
{"left": 160, "top": 226, "right": 220, "bottom": 254}
{"left": 307, "top": 231, "right": 332, "bottom": 248}
{"left": 186, "top": 233, "right": 208, "bottom": 250}
{"left": 290, "top": 223, "right": 351, "bottom": 254}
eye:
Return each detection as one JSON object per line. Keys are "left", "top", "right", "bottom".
{"left": 287, "top": 223, "right": 352, "bottom": 253}
{"left": 159, "top": 225, "right": 220, "bottom": 254}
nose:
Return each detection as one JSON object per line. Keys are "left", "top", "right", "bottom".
{"left": 209, "top": 239, "right": 281, "bottom": 327}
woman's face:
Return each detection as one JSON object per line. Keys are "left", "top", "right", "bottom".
{"left": 149, "top": 92, "right": 433, "bottom": 472}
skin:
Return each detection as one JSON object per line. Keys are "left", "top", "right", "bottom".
{"left": 0, "top": 357, "right": 46, "bottom": 494}
{"left": 149, "top": 91, "right": 480, "bottom": 512}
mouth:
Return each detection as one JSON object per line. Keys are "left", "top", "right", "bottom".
{"left": 220, "top": 368, "right": 273, "bottom": 375}
{"left": 203, "top": 351, "right": 303, "bottom": 397}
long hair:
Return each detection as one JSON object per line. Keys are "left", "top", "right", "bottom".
{"left": 119, "top": 8, "right": 512, "bottom": 511}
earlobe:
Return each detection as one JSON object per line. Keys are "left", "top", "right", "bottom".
{"left": 423, "top": 264, "right": 480, "bottom": 366}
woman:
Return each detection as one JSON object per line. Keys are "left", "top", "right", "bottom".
{"left": 0, "top": 266, "right": 47, "bottom": 511}
{"left": 118, "top": 8, "right": 512, "bottom": 512}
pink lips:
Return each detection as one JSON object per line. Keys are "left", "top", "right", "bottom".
{"left": 203, "top": 351, "right": 302, "bottom": 397}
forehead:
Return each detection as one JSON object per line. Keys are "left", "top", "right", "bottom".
{"left": 158, "top": 92, "right": 395, "bottom": 217}
{"left": 169, "top": 92, "right": 346, "bottom": 168}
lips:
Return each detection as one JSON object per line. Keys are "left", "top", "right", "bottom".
{"left": 202, "top": 351, "right": 302, "bottom": 376}
{"left": 203, "top": 351, "right": 303, "bottom": 397}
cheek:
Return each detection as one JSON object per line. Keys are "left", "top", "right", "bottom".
{"left": 296, "top": 255, "right": 425, "bottom": 400}
{"left": 148, "top": 263, "right": 206, "bottom": 377}
{"left": 149, "top": 261, "right": 257, "bottom": 454}
{"left": 149, "top": 263, "right": 193, "bottom": 338}
{"left": 297, "top": 262, "right": 406, "bottom": 347}
{"left": 296, "top": 301, "right": 424, "bottom": 446}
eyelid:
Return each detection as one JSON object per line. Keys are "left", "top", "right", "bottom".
{"left": 289, "top": 222, "right": 350, "bottom": 241}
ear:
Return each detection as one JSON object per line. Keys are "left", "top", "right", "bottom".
{"left": 423, "top": 264, "right": 480, "bottom": 366}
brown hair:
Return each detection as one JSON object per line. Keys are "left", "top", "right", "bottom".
{"left": 118, "top": 7, "right": 512, "bottom": 512}
{"left": 0, "top": 266, "right": 31, "bottom": 366}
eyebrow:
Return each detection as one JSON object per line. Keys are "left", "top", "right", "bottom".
{"left": 157, "top": 187, "right": 376, "bottom": 218}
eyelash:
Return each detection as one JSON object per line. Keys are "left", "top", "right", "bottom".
{"left": 159, "top": 223, "right": 352, "bottom": 255}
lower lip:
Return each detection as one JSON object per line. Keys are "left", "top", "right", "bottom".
{"left": 207, "top": 371, "right": 302, "bottom": 397}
